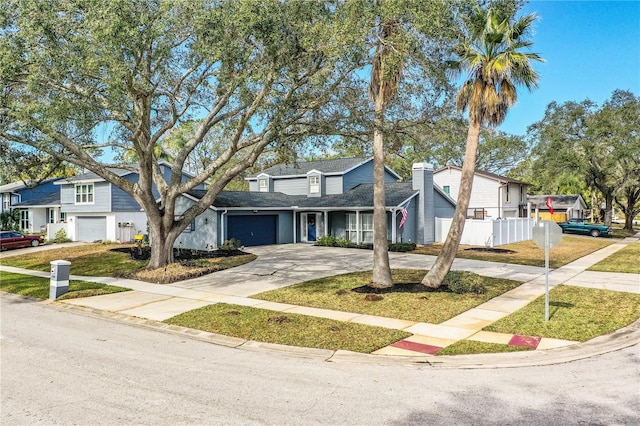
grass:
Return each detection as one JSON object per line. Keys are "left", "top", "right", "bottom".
{"left": 254, "top": 269, "right": 522, "bottom": 324}
{"left": 435, "top": 340, "right": 531, "bottom": 356}
{"left": 165, "top": 303, "right": 411, "bottom": 353}
{"left": 588, "top": 241, "right": 640, "bottom": 274}
{"left": 485, "top": 285, "right": 640, "bottom": 342}
{"left": 411, "top": 236, "right": 614, "bottom": 268}
{"left": 0, "top": 271, "right": 129, "bottom": 300}
{"left": 0, "top": 243, "right": 257, "bottom": 283}
{"left": 1, "top": 244, "right": 144, "bottom": 276}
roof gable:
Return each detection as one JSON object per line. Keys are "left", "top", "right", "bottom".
{"left": 248, "top": 157, "right": 401, "bottom": 180}
{"left": 434, "top": 165, "right": 529, "bottom": 186}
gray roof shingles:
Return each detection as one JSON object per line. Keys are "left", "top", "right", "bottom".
{"left": 250, "top": 157, "right": 371, "bottom": 178}
{"left": 14, "top": 192, "right": 61, "bottom": 207}
{"left": 189, "top": 182, "right": 417, "bottom": 209}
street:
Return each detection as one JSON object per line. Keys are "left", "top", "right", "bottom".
{"left": 1, "top": 293, "right": 639, "bottom": 425}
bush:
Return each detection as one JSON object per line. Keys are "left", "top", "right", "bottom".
{"left": 388, "top": 242, "right": 416, "bottom": 252}
{"left": 51, "top": 229, "right": 72, "bottom": 243}
{"left": 335, "top": 237, "right": 354, "bottom": 248}
{"left": 220, "top": 238, "right": 241, "bottom": 253}
{"left": 316, "top": 235, "right": 337, "bottom": 247}
{"left": 442, "top": 271, "right": 486, "bottom": 294}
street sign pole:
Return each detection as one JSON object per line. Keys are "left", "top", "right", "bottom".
{"left": 544, "top": 222, "right": 550, "bottom": 322}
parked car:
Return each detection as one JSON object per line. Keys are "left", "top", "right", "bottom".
{"left": 558, "top": 219, "right": 612, "bottom": 237}
{"left": 0, "top": 231, "right": 45, "bottom": 250}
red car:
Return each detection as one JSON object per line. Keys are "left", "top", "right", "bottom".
{"left": 0, "top": 231, "right": 45, "bottom": 250}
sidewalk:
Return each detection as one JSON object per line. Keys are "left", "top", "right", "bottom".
{"left": 2, "top": 233, "right": 639, "bottom": 365}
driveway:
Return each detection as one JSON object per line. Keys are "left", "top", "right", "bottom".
{"left": 170, "top": 244, "right": 546, "bottom": 297}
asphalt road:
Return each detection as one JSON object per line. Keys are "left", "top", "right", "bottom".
{"left": 2, "top": 294, "right": 639, "bottom": 425}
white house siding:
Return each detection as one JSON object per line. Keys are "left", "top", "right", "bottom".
{"left": 434, "top": 168, "right": 526, "bottom": 219}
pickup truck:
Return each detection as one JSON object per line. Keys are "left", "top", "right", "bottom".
{"left": 558, "top": 219, "right": 612, "bottom": 237}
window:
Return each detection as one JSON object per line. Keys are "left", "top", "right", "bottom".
{"left": 309, "top": 175, "right": 320, "bottom": 194}
{"left": 259, "top": 178, "right": 268, "bottom": 192}
{"left": 60, "top": 212, "right": 67, "bottom": 222}
{"left": 20, "top": 210, "right": 29, "bottom": 230}
{"left": 505, "top": 184, "right": 510, "bottom": 202}
{"left": 345, "top": 213, "right": 373, "bottom": 244}
{"left": 48, "top": 209, "right": 55, "bottom": 224}
{"left": 75, "top": 184, "right": 94, "bottom": 204}
{"left": 520, "top": 186, "right": 524, "bottom": 203}
{"left": 443, "top": 185, "right": 450, "bottom": 195}
{"left": 2, "top": 193, "right": 9, "bottom": 211}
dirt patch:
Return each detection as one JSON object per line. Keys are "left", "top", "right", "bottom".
{"left": 352, "top": 283, "right": 451, "bottom": 294}
{"left": 463, "top": 247, "right": 516, "bottom": 254}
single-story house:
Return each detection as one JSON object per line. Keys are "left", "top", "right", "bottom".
{"left": 527, "top": 194, "right": 587, "bottom": 221}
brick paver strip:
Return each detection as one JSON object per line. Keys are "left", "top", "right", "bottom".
{"left": 391, "top": 339, "right": 443, "bottom": 355}
{"left": 509, "top": 334, "right": 542, "bottom": 349}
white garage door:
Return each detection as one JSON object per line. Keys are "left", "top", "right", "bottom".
{"left": 77, "top": 217, "right": 107, "bottom": 242}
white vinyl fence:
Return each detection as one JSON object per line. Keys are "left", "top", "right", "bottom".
{"left": 435, "top": 217, "right": 534, "bottom": 247}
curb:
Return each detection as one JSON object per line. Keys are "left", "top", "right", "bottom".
{"left": 36, "top": 294, "right": 640, "bottom": 369}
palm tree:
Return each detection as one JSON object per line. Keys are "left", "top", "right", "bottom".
{"left": 422, "top": 6, "right": 543, "bottom": 288}
{"left": 369, "top": 17, "right": 404, "bottom": 288}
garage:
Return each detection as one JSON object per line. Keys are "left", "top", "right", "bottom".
{"left": 227, "top": 215, "right": 277, "bottom": 246}
{"left": 77, "top": 216, "right": 107, "bottom": 242}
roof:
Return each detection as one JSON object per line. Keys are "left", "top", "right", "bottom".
{"left": 0, "top": 177, "right": 62, "bottom": 193}
{"left": 55, "top": 168, "right": 133, "bottom": 184}
{"left": 13, "top": 192, "right": 61, "bottom": 207}
{"left": 434, "top": 165, "right": 530, "bottom": 186}
{"left": 188, "top": 182, "right": 418, "bottom": 210}
{"left": 248, "top": 157, "right": 401, "bottom": 180}
{"left": 527, "top": 194, "right": 586, "bottom": 209}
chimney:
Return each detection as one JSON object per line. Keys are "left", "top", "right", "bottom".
{"left": 412, "top": 162, "right": 435, "bottom": 245}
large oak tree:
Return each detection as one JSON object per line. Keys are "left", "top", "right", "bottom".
{"left": 1, "top": 0, "right": 366, "bottom": 268}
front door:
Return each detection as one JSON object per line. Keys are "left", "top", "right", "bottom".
{"left": 301, "top": 213, "right": 316, "bottom": 242}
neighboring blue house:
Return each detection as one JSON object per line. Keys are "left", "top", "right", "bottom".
{"left": 0, "top": 177, "right": 63, "bottom": 233}
{"left": 52, "top": 162, "right": 202, "bottom": 242}
{"left": 176, "top": 157, "right": 455, "bottom": 250}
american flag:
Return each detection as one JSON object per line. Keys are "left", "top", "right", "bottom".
{"left": 399, "top": 207, "right": 408, "bottom": 228}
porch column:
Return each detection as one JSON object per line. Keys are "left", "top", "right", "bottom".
{"left": 324, "top": 211, "right": 328, "bottom": 237}
{"left": 356, "top": 210, "right": 360, "bottom": 244}
{"left": 391, "top": 209, "right": 397, "bottom": 243}
{"left": 293, "top": 211, "right": 297, "bottom": 243}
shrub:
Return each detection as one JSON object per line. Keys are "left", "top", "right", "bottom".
{"left": 316, "top": 235, "right": 337, "bottom": 246}
{"left": 220, "top": 238, "right": 241, "bottom": 253}
{"left": 51, "top": 229, "right": 72, "bottom": 244}
{"left": 335, "top": 237, "right": 354, "bottom": 248}
{"left": 388, "top": 242, "right": 416, "bottom": 252}
{"left": 442, "top": 271, "right": 486, "bottom": 294}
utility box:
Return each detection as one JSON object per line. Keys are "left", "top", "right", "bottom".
{"left": 50, "top": 260, "right": 71, "bottom": 300}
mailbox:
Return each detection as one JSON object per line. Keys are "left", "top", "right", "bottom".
{"left": 50, "top": 260, "right": 71, "bottom": 300}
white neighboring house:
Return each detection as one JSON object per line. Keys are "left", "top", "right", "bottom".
{"left": 433, "top": 165, "right": 530, "bottom": 219}
{"left": 1, "top": 177, "right": 64, "bottom": 233}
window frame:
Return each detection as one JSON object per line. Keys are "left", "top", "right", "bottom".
{"left": 75, "top": 183, "right": 95, "bottom": 205}
{"left": 20, "top": 209, "right": 29, "bottom": 230}
{"left": 309, "top": 175, "right": 320, "bottom": 194}
{"left": 258, "top": 178, "right": 268, "bottom": 192}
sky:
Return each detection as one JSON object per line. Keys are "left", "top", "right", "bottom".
{"left": 497, "top": 0, "right": 640, "bottom": 136}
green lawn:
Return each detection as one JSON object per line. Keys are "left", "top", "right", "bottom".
{"left": 0, "top": 271, "right": 130, "bottom": 300}
{"left": 588, "top": 241, "right": 640, "bottom": 273}
{"left": 436, "top": 340, "right": 531, "bottom": 356}
{"left": 485, "top": 285, "right": 640, "bottom": 342}
{"left": 411, "top": 236, "right": 614, "bottom": 268}
{"left": 254, "top": 269, "right": 522, "bottom": 324}
{"left": 165, "top": 303, "right": 411, "bottom": 353}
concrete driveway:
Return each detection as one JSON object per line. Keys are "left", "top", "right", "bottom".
{"left": 170, "top": 244, "right": 546, "bottom": 297}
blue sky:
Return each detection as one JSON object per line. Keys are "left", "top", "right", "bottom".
{"left": 498, "top": 0, "right": 640, "bottom": 136}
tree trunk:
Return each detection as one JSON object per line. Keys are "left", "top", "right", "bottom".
{"left": 146, "top": 217, "right": 179, "bottom": 270}
{"left": 371, "top": 98, "right": 393, "bottom": 288}
{"left": 604, "top": 195, "right": 613, "bottom": 227}
{"left": 421, "top": 120, "right": 481, "bottom": 288}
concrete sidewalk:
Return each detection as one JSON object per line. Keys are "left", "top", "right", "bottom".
{"left": 2, "top": 233, "right": 639, "bottom": 365}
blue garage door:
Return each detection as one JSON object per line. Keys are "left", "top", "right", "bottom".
{"left": 227, "top": 215, "right": 277, "bottom": 246}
